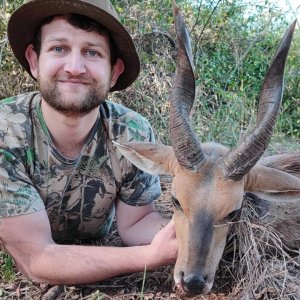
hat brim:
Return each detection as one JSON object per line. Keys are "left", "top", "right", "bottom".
{"left": 8, "top": 0, "right": 140, "bottom": 92}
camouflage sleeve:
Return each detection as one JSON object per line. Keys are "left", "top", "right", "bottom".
{"left": 118, "top": 164, "right": 161, "bottom": 206}
{"left": 117, "top": 116, "right": 162, "bottom": 206}
{"left": 0, "top": 149, "right": 45, "bottom": 217}
{"left": 102, "top": 101, "right": 162, "bottom": 206}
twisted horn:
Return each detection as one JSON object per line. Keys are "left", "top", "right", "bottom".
{"left": 223, "top": 21, "right": 296, "bottom": 180}
{"left": 170, "top": 0, "right": 205, "bottom": 172}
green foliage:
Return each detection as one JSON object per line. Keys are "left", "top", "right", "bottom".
{"left": 186, "top": 0, "right": 299, "bottom": 143}
{"left": 110, "top": 0, "right": 300, "bottom": 144}
{"left": 89, "top": 290, "right": 106, "bottom": 300}
{"left": 0, "top": 0, "right": 36, "bottom": 99}
{"left": 0, "top": 251, "right": 16, "bottom": 282}
{"left": 0, "top": 0, "right": 299, "bottom": 143}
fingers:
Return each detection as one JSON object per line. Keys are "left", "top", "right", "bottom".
{"left": 160, "top": 218, "right": 176, "bottom": 238}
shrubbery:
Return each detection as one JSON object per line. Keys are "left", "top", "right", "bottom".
{"left": 1, "top": 0, "right": 299, "bottom": 145}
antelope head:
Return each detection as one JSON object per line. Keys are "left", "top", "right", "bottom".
{"left": 114, "top": 1, "right": 297, "bottom": 295}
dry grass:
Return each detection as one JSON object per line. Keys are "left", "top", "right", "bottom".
{"left": 1, "top": 176, "right": 299, "bottom": 300}
{"left": 219, "top": 196, "right": 300, "bottom": 300}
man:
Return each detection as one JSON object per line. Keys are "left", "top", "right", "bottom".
{"left": 0, "top": 0, "right": 177, "bottom": 285}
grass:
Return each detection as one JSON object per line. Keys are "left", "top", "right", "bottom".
{"left": 140, "top": 266, "right": 147, "bottom": 300}
{"left": 224, "top": 197, "right": 300, "bottom": 300}
{"left": 90, "top": 290, "right": 106, "bottom": 300}
{"left": 0, "top": 250, "right": 16, "bottom": 282}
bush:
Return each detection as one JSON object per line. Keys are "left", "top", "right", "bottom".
{"left": 1, "top": 0, "right": 299, "bottom": 144}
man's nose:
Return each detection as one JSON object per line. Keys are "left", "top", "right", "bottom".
{"left": 64, "top": 51, "right": 86, "bottom": 75}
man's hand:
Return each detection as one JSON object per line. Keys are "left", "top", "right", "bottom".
{"left": 147, "top": 218, "right": 177, "bottom": 268}
{"left": 116, "top": 199, "right": 178, "bottom": 268}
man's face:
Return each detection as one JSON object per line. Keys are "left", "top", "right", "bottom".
{"left": 28, "top": 16, "right": 121, "bottom": 116}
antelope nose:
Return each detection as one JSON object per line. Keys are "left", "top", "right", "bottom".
{"left": 182, "top": 273, "right": 205, "bottom": 294}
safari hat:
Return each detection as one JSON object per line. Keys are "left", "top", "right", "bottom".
{"left": 8, "top": 0, "right": 140, "bottom": 91}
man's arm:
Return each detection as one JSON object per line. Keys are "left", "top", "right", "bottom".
{"left": 0, "top": 209, "right": 177, "bottom": 285}
{"left": 116, "top": 200, "right": 172, "bottom": 246}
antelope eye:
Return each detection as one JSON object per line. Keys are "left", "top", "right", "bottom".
{"left": 171, "top": 195, "right": 182, "bottom": 210}
{"left": 226, "top": 209, "right": 241, "bottom": 222}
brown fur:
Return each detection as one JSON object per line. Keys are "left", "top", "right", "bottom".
{"left": 259, "top": 152, "right": 300, "bottom": 178}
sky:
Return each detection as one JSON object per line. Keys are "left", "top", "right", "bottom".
{"left": 266, "top": 0, "right": 299, "bottom": 20}
{"left": 275, "top": 0, "right": 299, "bottom": 12}
{"left": 193, "top": 0, "right": 300, "bottom": 23}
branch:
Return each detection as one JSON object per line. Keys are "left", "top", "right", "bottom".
{"left": 192, "top": 0, "right": 222, "bottom": 58}
{"left": 191, "top": 0, "right": 203, "bottom": 34}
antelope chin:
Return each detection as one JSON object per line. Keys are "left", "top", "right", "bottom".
{"left": 174, "top": 273, "right": 181, "bottom": 286}
{"left": 202, "top": 280, "right": 214, "bottom": 295}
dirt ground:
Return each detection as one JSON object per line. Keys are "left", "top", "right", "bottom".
{"left": 0, "top": 140, "right": 299, "bottom": 300}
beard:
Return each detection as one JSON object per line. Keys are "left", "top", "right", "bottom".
{"left": 37, "top": 72, "right": 110, "bottom": 117}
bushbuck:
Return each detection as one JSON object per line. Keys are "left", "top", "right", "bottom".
{"left": 114, "top": 2, "right": 300, "bottom": 295}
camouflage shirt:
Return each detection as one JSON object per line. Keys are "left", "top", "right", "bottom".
{"left": 0, "top": 92, "right": 161, "bottom": 242}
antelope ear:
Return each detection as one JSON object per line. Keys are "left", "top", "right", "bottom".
{"left": 245, "top": 164, "right": 300, "bottom": 193}
{"left": 113, "top": 141, "right": 174, "bottom": 175}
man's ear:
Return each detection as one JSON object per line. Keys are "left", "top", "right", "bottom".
{"left": 25, "top": 44, "right": 38, "bottom": 79}
{"left": 110, "top": 58, "right": 124, "bottom": 88}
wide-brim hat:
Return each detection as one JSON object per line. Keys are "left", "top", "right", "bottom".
{"left": 8, "top": 0, "right": 140, "bottom": 92}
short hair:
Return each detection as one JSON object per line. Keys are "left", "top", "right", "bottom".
{"left": 32, "top": 13, "right": 118, "bottom": 66}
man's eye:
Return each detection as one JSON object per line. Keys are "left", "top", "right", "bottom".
{"left": 171, "top": 195, "right": 182, "bottom": 210}
{"left": 86, "top": 50, "right": 99, "bottom": 57}
{"left": 52, "top": 47, "right": 64, "bottom": 53}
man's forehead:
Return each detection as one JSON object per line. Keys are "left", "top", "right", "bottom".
{"left": 40, "top": 16, "right": 110, "bottom": 45}
{"left": 42, "top": 15, "right": 109, "bottom": 35}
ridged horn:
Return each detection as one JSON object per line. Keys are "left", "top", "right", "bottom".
{"left": 223, "top": 20, "right": 296, "bottom": 180}
{"left": 169, "top": 0, "right": 205, "bottom": 172}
